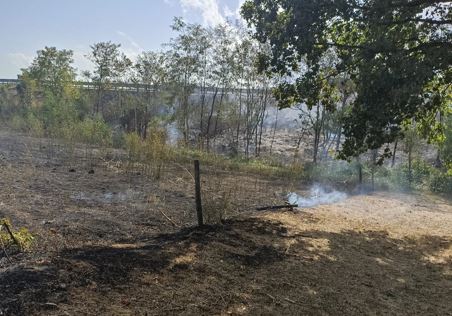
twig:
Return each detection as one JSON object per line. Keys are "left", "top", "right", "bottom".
{"left": 264, "top": 293, "right": 276, "bottom": 301}
{"left": 256, "top": 204, "right": 297, "bottom": 211}
{"left": 174, "top": 163, "right": 195, "bottom": 181}
{"left": 159, "top": 210, "right": 180, "bottom": 227}
{"left": 284, "top": 297, "right": 297, "bottom": 304}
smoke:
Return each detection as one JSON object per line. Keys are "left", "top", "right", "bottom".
{"left": 166, "top": 122, "right": 182, "bottom": 145}
{"left": 263, "top": 106, "right": 300, "bottom": 129}
{"left": 288, "top": 184, "right": 347, "bottom": 208}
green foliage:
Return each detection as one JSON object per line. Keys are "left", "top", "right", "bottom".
{"left": 441, "top": 115, "right": 452, "bottom": 172}
{"left": 10, "top": 112, "right": 45, "bottom": 137}
{"left": 174, "top": 147, "right": 304, "bottom": 179}
{"left": 124, "top": 121, "right": 169, "bottom": 179}
{"left": 19, "top": 46, "right": 79, "bottom": 107}
{"left": 429, "top": 171, "right": 452, "bottom": 194}
{"left": 301, "top": 158, "right": 451, "bottom": 195}
{"left": 78, "top": 117, "right": 113, "bottom": 147}
{"left": 87, "top": 41, "right": 131, "bottom": 85}
{"left": 380, "top": 160, "right": 451, "bottom": 194}
{"left": 242, "top": 0, "right": 451, "bottom": 160}
{"left": 40, "top": 93, "right": 78, "bottom": 136}
{"left": 125, "top": 132, "right": 143, "bottom": 161}
{"left": 0, "top": 218, "right": 34, "bottom": 251}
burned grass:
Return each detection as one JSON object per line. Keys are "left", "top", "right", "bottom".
{"left": 0, "top": 131, "right": 451, "bottom": 315}
{"left": 1, "top": 217, "right": 451, "bottom": 315}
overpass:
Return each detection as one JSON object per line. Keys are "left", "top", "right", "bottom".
{"left": 0, "top": 79, "right": 20, "bottom": 85}
{"left": 0, "top": 78, "right": 268, "bottom": 95}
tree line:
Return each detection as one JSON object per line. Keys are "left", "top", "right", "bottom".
{"left": 9, "top": 19, "right": 281, "bottom": 159}
{"left": 0, "top": 3, "right": 450, "bottom": 192}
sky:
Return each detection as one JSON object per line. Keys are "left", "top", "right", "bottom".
{"left": 0, "top": 0, "right": 245, "bottom": 78}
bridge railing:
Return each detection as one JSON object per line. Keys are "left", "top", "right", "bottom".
{"left": 0, "top": 78, "right": 268, "bottom": 95}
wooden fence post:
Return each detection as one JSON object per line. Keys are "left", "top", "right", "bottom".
{"left": 194, "top": 160, "right": 203, "bottom": 226}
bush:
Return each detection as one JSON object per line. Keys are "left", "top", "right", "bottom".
{"left": 125, "top": 132, "right": 142, "bottom": 161}
{"left": 390, "top": 159, "right": 452, "bottom": 194}
{"left": 26, "top": 112, "right": 45, "bottom": 137}
{"left": 428, "top": 170, "right": 452, "bottom": 194}
{"left": 10, "top": 114, "right": 28, "bottom": 132}
{"left": 78, "top": 117, "right": 112, "bottom": 147}
{"left": 124, "top": 123, "right": 169, "bottom": 179}
{"left": 9, "top": 112, "right": 44, "bottom": 137}
{"left": 0, "top": 218, "right": 34, "bottom": 251}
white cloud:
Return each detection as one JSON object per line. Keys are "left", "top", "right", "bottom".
{"left": 0, "top": 53, "right": 33, "bottom": 77}
{"left": 116, "top": 30, "right": 144, "bottom": 54}
{"left": 7, "top": 52, "right": 33, "bottom": 69}
{"left": 180, "top": 0, "right": 225, "bottom": 26}
{"left": 72, "top": 48, "right": 93, "bottom": 76}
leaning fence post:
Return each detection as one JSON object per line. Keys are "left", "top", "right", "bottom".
{"left": 194, "top": 160, "right": 203, "bottom": 226}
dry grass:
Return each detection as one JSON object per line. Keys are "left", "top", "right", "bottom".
{"left": 0, "top": 130, "right": 451, "bottom": 315}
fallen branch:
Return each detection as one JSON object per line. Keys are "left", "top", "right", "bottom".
{"left": 255, "top": 204, "right": 298, "bottom": 211}
{"left": 284, "top": 297, "right": 297, "bottom": 304}
{"left": 159, "top": 210, "right": 181, "bottom": 227}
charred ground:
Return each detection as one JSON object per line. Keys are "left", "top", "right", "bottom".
{"left": 0, "top": 131, "right": 451, "bottom": 315}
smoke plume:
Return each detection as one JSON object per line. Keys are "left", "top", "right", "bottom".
{"left": 288, "top": 184, "right": 347, "bottom": 208}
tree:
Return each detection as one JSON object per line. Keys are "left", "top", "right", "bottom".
{"left": 242, "top": 0, "right": 452, "bottom": 160}
{"left": 166, "top": 18, "right": 209, "bottom": 144}
{"left": 86, "top": 41, "right": 132, "bottom": 115}
{"left": 130, "top": 51, "right": 170, "bottom": 138}
{"left": 402, "top": 121, "right": 420, "bottom": 184}
{"left": 17, "top": 47, "right": 80, "bottom": 135}
{"left": 20, "top": 46, "right": 78, "bottom": 104}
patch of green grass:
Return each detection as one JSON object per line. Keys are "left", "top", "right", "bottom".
{"left": 172, "top": 147, "right": 304, "bottom": 179}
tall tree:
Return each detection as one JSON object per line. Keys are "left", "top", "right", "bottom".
{"left": 131, "top": 51, "right": 170, "bottom": 138}
{"left": 20, "top": 46, "right": 77, "bottom": 103}
{"left": 166, "top": 18, "right": 209, "bottom": 144}
{"left": 86, "top": 41, "right": 132, "bottom": 115}
{"left": 242, "top": 0, "right": 452, "bottom": 160}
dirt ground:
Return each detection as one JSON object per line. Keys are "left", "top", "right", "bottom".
{"left": 0, "top": 131, "right": 451, "bottom": 316}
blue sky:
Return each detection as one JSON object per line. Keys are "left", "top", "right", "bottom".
{"left": 0, "top": 0, "right": 245, "bottom": 78}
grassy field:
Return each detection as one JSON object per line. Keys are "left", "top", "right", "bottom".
{"left": 0, "top": 131, "right": 451, "bottom": 315}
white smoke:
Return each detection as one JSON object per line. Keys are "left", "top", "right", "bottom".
{"left": 166, "top": 122, "right": 182, "bottom": 145}
{"left": 288, "top": 184, "right": 347, "bottom": 208}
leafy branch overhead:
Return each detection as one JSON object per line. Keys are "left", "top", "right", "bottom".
{"left": 242, "top": 0, "right": 452, "bottom": 159}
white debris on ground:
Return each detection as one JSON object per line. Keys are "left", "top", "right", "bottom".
{"left": 288, "top": 184, "right": 348, "bottom": 208}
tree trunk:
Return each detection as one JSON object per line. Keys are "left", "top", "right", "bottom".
{"left": 391, "top": 140, "right": 398, "bottom": 167}
{"left": 206, "top": 87, "right": 219, "bottom": 151}
{"left": 408, "top": 148, "right": 412, "bottom": 185}
{"left": 270, "top": 108, "right": 279, "bottom": 154}
{"left": 313, "top": 103, "right": 322, "bottom": 164}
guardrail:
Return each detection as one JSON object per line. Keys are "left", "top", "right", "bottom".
{"left": 0, "top": 79, "right": 20, "bottom": 85}
{"left": 0, "top": 78, "right": 267, "bottom": 95}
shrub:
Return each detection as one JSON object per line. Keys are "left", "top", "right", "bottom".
{"left": 10, "top": 114, "right": 28, "bottom": 132}
{"left": 78, "top": 117, "right": 112, "bottom": 147}
{"left": 428, "top": 170, "right": 452, "bottom": 194}
{"left": 124, "top": 121, "right": 170, "bottom": 179}
{"left": 26, "top": 112, "right": 45, "bottom": 137}
{"left": 203, "top": 190, "right": 232, "bottom": 225}
{"left": 125, "top": 132, "right": 142, "bottom": 162}
{"left": 0, "top": 218, "right": 34, "bottom": 251}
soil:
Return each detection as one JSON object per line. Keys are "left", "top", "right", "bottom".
{"left": 0, "top": 131, "right": 451, "bottom": 316}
